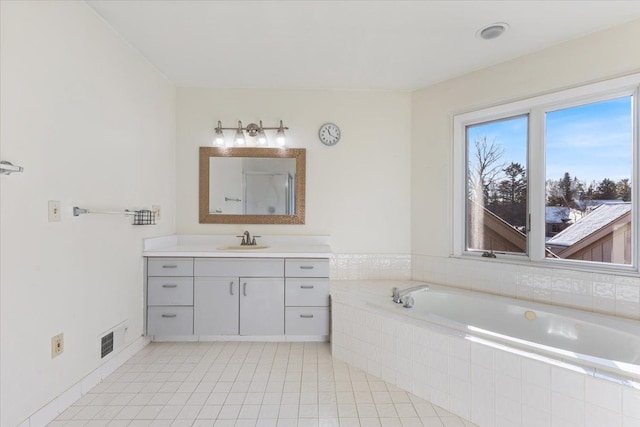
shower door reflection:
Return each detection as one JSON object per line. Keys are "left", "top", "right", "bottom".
{"left": 243, "top": 172, "right": 293, "bottom": 215}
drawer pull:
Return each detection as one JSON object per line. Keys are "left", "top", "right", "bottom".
{"left": 300, "top": 314, "right": 314, "bottom": 318}
{"left": 162, "top": 265, "right": 178, "bottom": 269}
{"left": 162, "top": 284, "right": 178, "bottom": 288}
{"left": 230, "top": 281, "right": 234, "bottom": 296}
{"left": 300, "top": 285, "right": 315, "bottom": 289}
{"left": 299, "top": 266, "right": 314, "bottom": 270}
{"left": 161, "top": 314, "right": 177, "bottom": 318}
{"left": 243, "top": 282, "right": 247, "bottom": 296}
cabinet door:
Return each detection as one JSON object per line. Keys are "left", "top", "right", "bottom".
{"left": 240, "top": 278, "right": 284, "bottom": 335}
{"left": 194, "top": 277, "right": 239, "bottom": 335}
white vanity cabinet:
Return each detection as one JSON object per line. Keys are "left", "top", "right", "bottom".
{"left": 193, "top": 258, "right": 285, "bottom": 336}
{"left": 146, "top": 258, "right": 194, "bottom": 336}
{"left": 145, "top": 254, "right": 329, "bottom": 340}
{"left": 285, "top": 258, "right": 330, "bottom": 336}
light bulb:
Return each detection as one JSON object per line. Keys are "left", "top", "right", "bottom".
{"left": 234, "top": 121, "right": 245, "bottom": 146}
{"left": 276, "top": 120, "right": 286, "bottom": 147}
{"left": 213, "top": 121, "right": 225, "bottom": 146}
{"left": 257, "top": 131, "right": 267, "bottom": 146}
{"left": 257, "top": 121, "right": 267, "bottom": 146}
{"left": 234, "top": 131, "right": 245, "bottom": 146}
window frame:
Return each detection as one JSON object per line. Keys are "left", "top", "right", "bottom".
{"left": 453, "top": 73, "right": 640, "bottom": 274}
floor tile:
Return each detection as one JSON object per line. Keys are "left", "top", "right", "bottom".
{"left": 48, "top": 343, "right": 473, "bottom": 427}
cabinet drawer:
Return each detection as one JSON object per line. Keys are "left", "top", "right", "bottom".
{"left": 148, "top": 258, "right": 193, "bottom": 277}
{"left": 148, "top": 277, "right": 193, "bottom": 306}
{"left": 195, "top": 258, "right": 283, "bottom": 277}
{"left": 285, "top": 259, "right": 329, "bottom": 278}
{"left": 285, "top": 307, "right": 330, "bottom": 335}
{"left": 147, "top": 306, "right": 193, "bottom": 336}
{"left": 285, "top": 279, "right": 329, "bottom": 307}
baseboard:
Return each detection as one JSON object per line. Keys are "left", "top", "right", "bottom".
{"left": 21, "top": 335, "right": 150, "bottom": 427}
{"left": 151, "top": 334, "right": 329, "bottom": 342}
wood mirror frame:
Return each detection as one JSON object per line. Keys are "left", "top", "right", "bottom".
{"left": 199, "top": 147, "right": 306, "bottom": 224}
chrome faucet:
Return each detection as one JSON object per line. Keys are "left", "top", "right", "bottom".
{"left": 391, "top": 284, "right": 429, "bottom": 305}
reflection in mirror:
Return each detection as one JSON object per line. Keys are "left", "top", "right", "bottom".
{"left": 199, "top": 147, "right": 306, "bottom": 224}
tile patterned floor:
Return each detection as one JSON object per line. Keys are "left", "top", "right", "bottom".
{"left": 48, "top": 342, "right": 477, "bottom": 427}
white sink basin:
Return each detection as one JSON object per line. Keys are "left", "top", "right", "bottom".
{"left": 218, "top": 245, "right": 270, "bottom": 250}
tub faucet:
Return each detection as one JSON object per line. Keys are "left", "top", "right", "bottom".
{"left": 392, "top": 285, "right": 430, "bottom": 304}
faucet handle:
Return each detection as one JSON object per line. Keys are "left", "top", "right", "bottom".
{"left": 251, "top": 236, "right": 261, "bottom": 246}
{"left": 403, "top": 296, "right": 414, "bottom": 308}
{"left": 236, "top": 235, "right": 246, "bottom": 245}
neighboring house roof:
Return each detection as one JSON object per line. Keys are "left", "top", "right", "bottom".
{"left": 546, "top": 202, "right": 631, "bottom": 247}
{"left": 545, "top": 206, "right": 570, "bottom": 224}
{"left": 573, "top": 199, "right": 624, "bottom": 210}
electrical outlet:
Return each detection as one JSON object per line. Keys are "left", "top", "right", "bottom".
{"left": 51, "top": 333, "right": 64, "bottom": 358}
{"left": 48, "top": 200, "right": 61, "bottom": 222}
{"left": 152, "top": 205, "right": 161, "bottom": 220}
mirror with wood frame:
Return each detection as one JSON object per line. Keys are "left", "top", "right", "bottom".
{"left": 199, "top": 147, "right": 306, "bottom": 224}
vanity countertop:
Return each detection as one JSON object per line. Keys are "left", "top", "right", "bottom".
{"left": 143, "top": 235, "right": 331, "bottom": 258}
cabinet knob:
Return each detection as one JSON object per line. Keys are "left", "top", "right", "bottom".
{"left": 300, "top": 285, "right": 314, "bottom": 289}
{"left": 299, "top": 266, "right": 314, "bottom": 270}
{"left": 162, "top": 265, "right": 178, "bottom": 269}
{"left": 162, "top": 284, "right": 178, "bottom": 288}
{"left": 299, "top": 314, "right": 314, "bottom": 319}
{"left": 161, "top": 314, "right": 177, "bottom": 318}
{"left": 243, "top": 282, "right": 247, "bottom": 296}
{"left": 230, "top": 281, "right": 234, "bottom": 296}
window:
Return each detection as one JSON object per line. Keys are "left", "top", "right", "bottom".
{"left": 465, "top": 115, "right": 528, "bottom": 255}
{"left": 454, "top": 74, "right": 639, "bottom": 272}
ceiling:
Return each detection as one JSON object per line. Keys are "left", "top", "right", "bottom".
{"left": 86, "top": 1, "right": 640, "bottom": 91}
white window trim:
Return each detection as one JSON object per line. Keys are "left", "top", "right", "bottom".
{"left": 453, "top": 73, "right": 640, "bottom": 274}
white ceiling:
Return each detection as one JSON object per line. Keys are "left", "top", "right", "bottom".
{"left": 86, "top": 1, "right": 640, "bottom": 91}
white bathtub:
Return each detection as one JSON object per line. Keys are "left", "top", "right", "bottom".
{"left": 331, "top": 280, "right": 640, "bottom": 426}
{"left": 381, "top": 285, "right": 640, "bottom": 381}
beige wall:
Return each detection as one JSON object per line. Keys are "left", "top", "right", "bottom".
{"left": 0, "top": 2, "right": 176, "bottom": 426}
{"left": 411, "top": 19, "right": 640, "bottom": 317}
{"left": 176, "top": 89, "right": 412, "bottom": 254}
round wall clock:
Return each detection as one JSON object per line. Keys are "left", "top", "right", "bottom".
{"left": 318, "top": 123, "right": 341, "bottom": 146}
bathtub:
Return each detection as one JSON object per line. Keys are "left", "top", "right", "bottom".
{"left": 380, "top": 285, "right": 640, "bottom": 381}
{"left": 331, "top": 280, "right": 640, "bottom": 426}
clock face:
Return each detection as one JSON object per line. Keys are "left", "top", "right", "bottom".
{"left": 319, "top": 123, "right": 341, "bottom": 146}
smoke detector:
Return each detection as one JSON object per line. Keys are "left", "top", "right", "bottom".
{"left": 477, "top": 23, "right": 510, "bottom": 40}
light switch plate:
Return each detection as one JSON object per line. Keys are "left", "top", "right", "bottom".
{"left": 48, "top": 200, "right": 61, "bottom": 222}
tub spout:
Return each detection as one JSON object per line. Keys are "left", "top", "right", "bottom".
{"left": 392, "top": 284, "right": 429, "bottom": 304}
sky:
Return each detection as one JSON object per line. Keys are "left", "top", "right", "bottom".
{"left": 466, "top": 95, "right": 633, "bottom": 186}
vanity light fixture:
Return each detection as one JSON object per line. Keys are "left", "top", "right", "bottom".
{"left": 213, "top": 120, "right": 289, "bottom": 147}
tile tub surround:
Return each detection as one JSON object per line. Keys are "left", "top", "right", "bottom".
{"left": 331, "top": 280, "right": 640, "bottom": 427}
{"left": 331, "top": 254, "right": 411, "bottom": 280}
{"left": 412, "top": 254, "right": 640, "bottom": 321}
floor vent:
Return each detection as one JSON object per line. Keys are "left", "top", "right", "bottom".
{"left": 101, "top": 332, "right": 114, "bottom": 359}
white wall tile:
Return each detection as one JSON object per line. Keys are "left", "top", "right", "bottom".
{"left": 585, "top": 376, "right": 622, "bottom": 413}
{"left": 522, "top": 382, "right": 551, "bottom": 413}
{"left": 522, "top": 404, "right": 551, "bottom": 427}
{"left": 622, "top": 387, "right": 640, "bottom": 420}
{"left": 585, "top": 404, "right": 622, "bottom": 427}
{"left": 521, "top": 358, "right": 550, "bottom": 389}
{"left": 495, "top": 395, "right": 521, "bottom": 424}
{"left": 551, "top": 367, "right": 585, "bottom": 400}
{"left": 551, "top": 392, "right": 585, "bottom": 427}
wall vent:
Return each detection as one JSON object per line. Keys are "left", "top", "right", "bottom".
{"left": 101, "top": 331, "right": 114, "bottom": 359}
